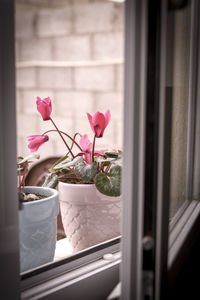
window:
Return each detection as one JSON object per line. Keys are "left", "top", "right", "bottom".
{"left": 0, "top": 0, "right": 199, "bottom": 299}
{"left": 166, "top": 0, "right": 199, "bottom": 218}
{"left": 15, "top": 0, "right": 124, "bottom": 273}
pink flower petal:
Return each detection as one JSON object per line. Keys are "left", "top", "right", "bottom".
{"left": 87, "top": 112, "right": 95, "bottom": 134}
{"left": 104, "top": 110, "right": 111, "bottom": 127}
{"left": 36, "top": 96, "right": 52, "bottom": 121}
{"left": 27, "top": 135, "right": 49, "bottom": 152}
{"left": 92, "top": 112, "right": 105, "bottom": 127}
{"left": 92, "top": 112, "right": 106, "bottom": 137}
{"left": 79, "top": 134, "right": 92, "bottom": 152}
{"left": 87, "top": 110, "right": 111, "bottom": 138}
{"left": 94, "top": 150, "right": 106, "bottom": 157}
{"left": 85, "top": 152, "right": 92, "bottom": 164}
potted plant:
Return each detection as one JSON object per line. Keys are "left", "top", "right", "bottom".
{"left": 17, "top": 154, "right": 59, "bottom": 272}
{"left": 27, "top": 96, "right": 122, "bottom": 252}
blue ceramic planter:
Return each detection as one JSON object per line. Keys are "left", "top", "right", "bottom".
{"left": 19, "top": 186, "right": 59, "bottom": 273}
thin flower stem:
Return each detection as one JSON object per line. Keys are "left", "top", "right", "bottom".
{"left": 105, "top": 164, "right": 111, "bottom": 174}
{"left": 43, "top": 129, "right": 82, "bottom": 152}
{"left": 49, "top": 117, "right": 75, "bottom": 158}
{"left": 66, "top": 132, "right": 82, "bottom": 154}
{"left": 92, "top": 135, "right": 96, "bottom": 162}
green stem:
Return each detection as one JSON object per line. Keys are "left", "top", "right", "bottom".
{"left": 92, "top": 135, "right": 96, "bottom": 162}
{"left": 43, "top": 130, "right": 82, "bottom": 152}
{"left": 105, "top": 164, "right": 111, "bottom": 174}
{"left": 49, "top": 118, "right": 75, "bottom": 158}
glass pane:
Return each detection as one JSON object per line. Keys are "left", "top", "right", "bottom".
{"left": 15, "top": 0, "right": 124, "bottom": 273}
{"left": 166, "top": 2, "right": 191, "bottom": 218}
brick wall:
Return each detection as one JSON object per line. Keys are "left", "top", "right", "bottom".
{"left": 15, "top": 0, "right": 124, "bottom": 160}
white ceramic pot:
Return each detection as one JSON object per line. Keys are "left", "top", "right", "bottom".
{"left": 58, "top": 182, "right": 121, "bottom": 252}
{"left": 19, "top": 186, "right": 59, "bottom": 272}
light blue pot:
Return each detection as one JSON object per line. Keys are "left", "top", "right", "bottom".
{"left": 19, "top": 186, "right": 59, "bottom": 273}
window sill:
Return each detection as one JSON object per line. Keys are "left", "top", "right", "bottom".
{"left": 20, "top": 237, "right": 121, "bottom": 299}
{"left": 54, "top": 238, "right": 73, "bottom": 262}
{"left": 21, "top": 247, "right": 121, "bottom": 300}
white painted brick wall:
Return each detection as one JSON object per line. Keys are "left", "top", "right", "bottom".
{"left": 37, "top": 67, "right": 72, "bottom": 89}
{"left": 52, "top": 115, "right": 75, "bottom": 136}
{"left": 15, "top": 0, "right": 124, "bottom": 159}
{"left": 36, "top": 7, "right": 72, "bottom": 37}
{"left": 15, "top": 41, "right": 21, "bottom": 62}
{"left": 93, "top": 32, "right": 124, "bottom": 60}
{"left": 49, "top": 115, "right": 76, "bottom": 157}
{"left": 52, "top": 91, "right": 75, "bottom": 118}
{"left": 33, "top": 139, "right": 57, "bottom": 160}
{"left": 17, "top": 135, "right": 28, "bottom": 158}
{"left": 54, "top": 35, "right": 91, "bottom": 61}
{"left": 15, "top": 4, "right": 36, "bottom": 39}
{"left": 33, "top": 114, "right": 75, "bottom": 158}
{"left": 53, "top": 91, "right": 94, "bottom": 118}
{"left": 19, "top": 89, "right": 55, "bottom": 114}
{"left": 72, "top": 116, "right": 116, "bottom": 151}
{"left": 17, "top": 114, "right": 39, "bottom": 138}
{"left": 93, "top": 132, "right": 116, "bottom": 150}
{"left": 95, "top": 92, "right": 123, "bottom": 121}
{"left": 16, "top": 90, "right": 23, "bottom": 114}
{"left": 112, "top": 120, "right": 123, "bottom": 149}
{"left": 73, "top": 92, "right": 94, "bottom": 115}
{"left": 73, "top": 1, "right": 121, "bottom": 33}
{"left": 116, "top": 64, "right": 124, "bottom": 91}
{"left": 74, "top": 117, "right": 91, "bottom": 137}
{"left": 20, "top": 38, "right": 53, "bottom": 61}
{"left": 74, "top": 66, "right": 115, "bottom": 91}
{"left": 26, "top": 0, "right": 71, "bottom": 6}
{"left": 16, "top": 68, "right": 36, "bottom": 88}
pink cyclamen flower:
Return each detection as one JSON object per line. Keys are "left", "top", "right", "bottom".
{"left": 27, "top": 135, "right": 49, "bottom": 152}
{"left": 87, "top": 110, "right": 111, "bottom": 138}
{"left": 79, "top": 134, "right": 92, "bottom": 164}
{"left": 79, "top": 134, "right": 105, "bottom": 164}
{"left": 36, "top": 96, "right": 52, "bottom": 120}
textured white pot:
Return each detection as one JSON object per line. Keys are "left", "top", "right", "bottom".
{"left": 58, "top": 182, "right": 121, "bottom": 252}
{"left": 19, "top": 186, "right": 59, "bottom": 272}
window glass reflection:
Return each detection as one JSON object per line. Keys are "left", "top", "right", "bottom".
{"left": 15, "top": 0, "right": 124, "bottom": 272}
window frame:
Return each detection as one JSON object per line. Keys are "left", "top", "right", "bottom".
{"left": 0, "top": 0, "right": 199, "bottom": 299}
{"left": 0, "top": 0, "right": 20, "bottom": 299}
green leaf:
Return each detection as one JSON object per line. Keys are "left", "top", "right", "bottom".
{"left": 96, "top": 154, "right": 122, "bottom": 166}
{"left": 17, "top": 153, "right": 40, "bottom": 165}
{"left": 42, "top": 173, "right": 58, "bottom": 189}
{"left": 50, "top": 155, "right": 69, "bottom": 172}
{"left": 112, "top": 157, "right": 123, "bottom": 167}
{"left": 105, "top": 151, "right": 119, "bottom": 158}
{"left": 53, "top": 156, "right": 82, "bottom": 170}
{"left": 100, "top": 149, "right": 121, "bottom": 158}
{"left": 96, "top": 156, "right": 117, "bottom": 163}
{"left": 75, "top": 157, "right": 98, "bottom": 183}
{"left": 95, "top": 165, "right": 121, "bottom": 197}
{"left": 61, "top": 168, "right": 71, "bottom": 174}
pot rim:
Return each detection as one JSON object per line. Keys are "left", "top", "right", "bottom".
{"left": 22, "top": 186, "right": 58, "bottom": 206}
{"left": 58, "top": 181, "right": 122, "bottom": 201}
{"left": 58, "top": 181, "right": 95, "bottom": 188}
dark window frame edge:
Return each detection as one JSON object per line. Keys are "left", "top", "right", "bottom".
{"left": 21, "top": 251, "right": 121, "bottom": 300}
{"left": 168, "top": 200, "right": 200, "bottom": 285}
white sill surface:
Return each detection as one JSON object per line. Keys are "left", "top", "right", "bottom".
{"left": 54, "top": 238, "right": 73, "bottom": 261}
